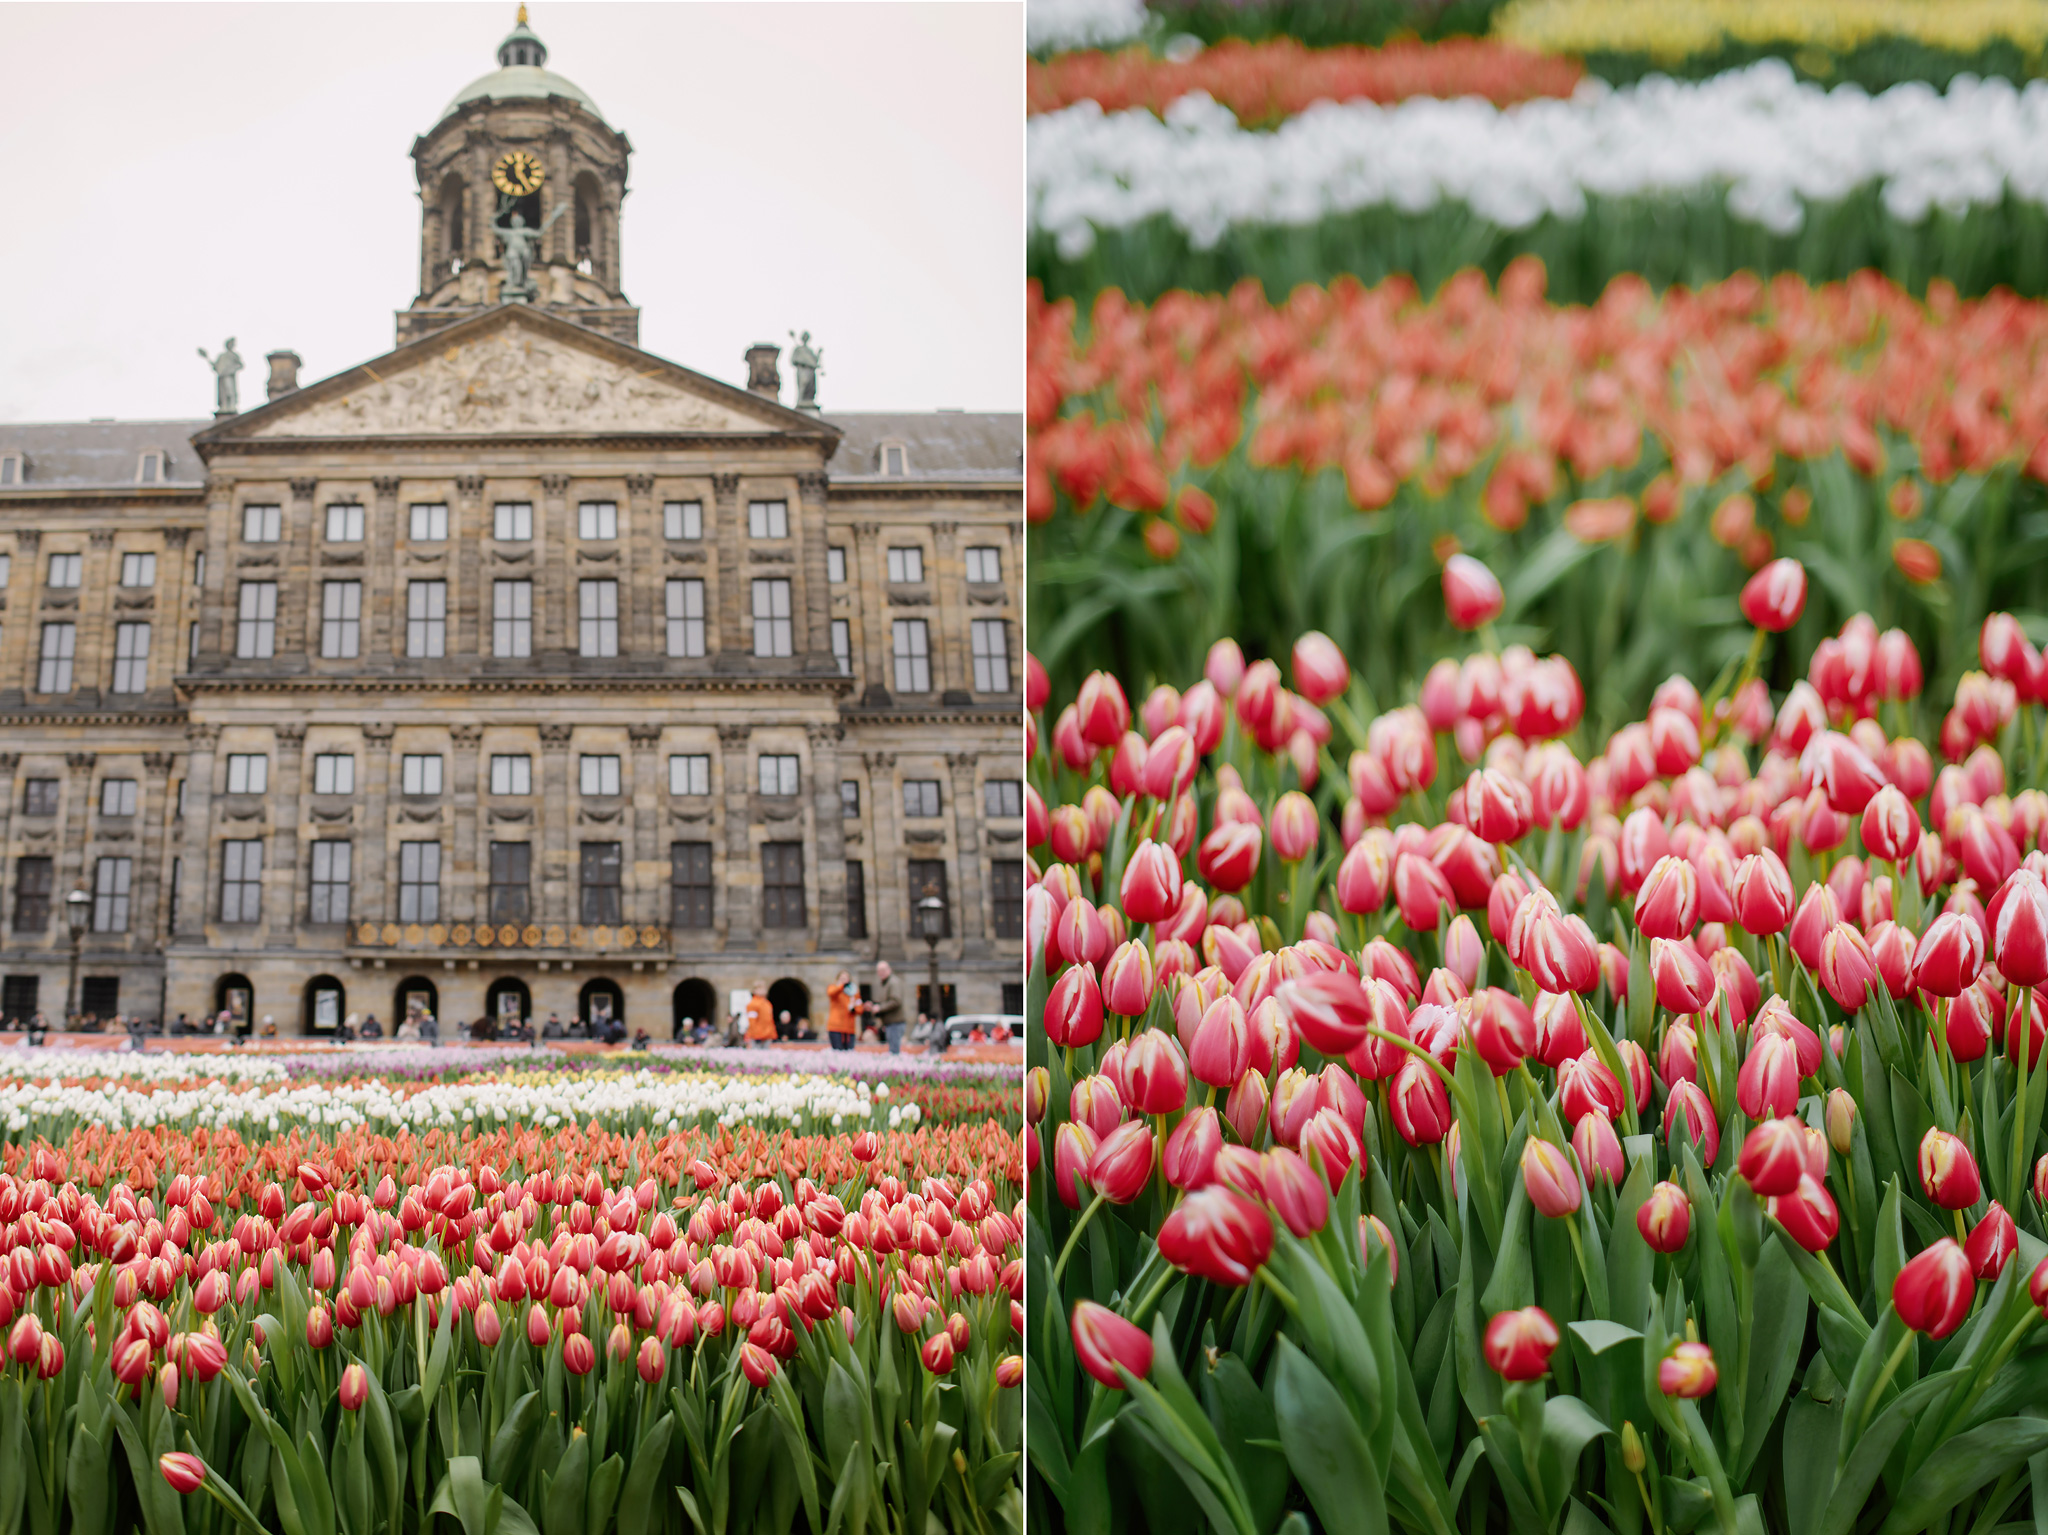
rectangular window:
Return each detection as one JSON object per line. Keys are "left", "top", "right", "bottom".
{"left": 751, "top": 578, "right": 792, "bottom": 657}
{"left": 668, "top": 754, "right": 709, "bottom": 796}
{"left": 1, "top": 976, "right": 38, "bottom": 1019}
{"left": 398, "top": 841, "right": 441, "bottom": 922}
{"left": 139, "top": 451, "right": 162, "bottom": 484}
{"left": 99, "top": 779, "right": 137, "bottom": 817}
{"left": 971, "top": 619, "right": 1012, "bottom": 692}
{"left": 758, "top": 755, "right": 799, "bottom": 796}
{"left": 309, "top": 841, "right": 351, "bottom": 923}
{"left": 846, "top": 860, "right": 867, "bottom": 939}
{"left": 748, "top": 500, "right": 788, "bottom": 538}
{"left": 225, "top": 754, "right": 268, "bottom": 794}
{"left": 21, "top": 781, "right": 57, "bottom": 817}
{"left": 493, "top": 580, "right": 532, "bottom": 657}
{"left": 488, "top": 842, "right": 531, "bottom": 923}
{"left": 237, "top": 582, "right": 277, "bottom": 658}
{"left": 831, "top": 619, "right": 851, "bottom": 676}
{"left": 409, "top": 503, "right": 448, "bottom": 541}
{"left": 490, "top": 755, "right": 531, "bottom": 795}
{"left": 579, "top": 579, "right": 619, "bottom": 657}
{"left": 46, "top": 553, "right": 82, "bottom": 588}
{"left": 0, "top": 459, "right": 14, "bottom": 487}
{"left": 663, "top": 500, "right": 702, "bottom": 540}
{"left": 494, "top": 502, "right": 533, "bottom": 541}
{"left": 965, "top": 546, "right": 1002, "bottom": 584}
{"left": 887, "top": 546, "right": 924, "bottom": 584}
{"left": 406, "top": 581, "right": 446, "bottom": 658}
{"left": 324, "top": 504, "right": 365, "bottom": 542}
{"left": 92, "top": 857, "right": 131, "bottom": 934}
{"left": 241, "top": 505, "right": 282, "bottom": 543}
{"left": 984, "top": 779, "right": 1024, "bottom": 818}
{"left": 580, "top": 842, "right": 622, "bottom": 924}
{"left": 827, "top": 546, "right": 847, "bottom": 583}
{"left": 892, "top": 618, "right": 930, "bottom": 693}
{"left": 671, "top": 842, "right": 712, "bottom": 930}
{"left": 908, "top": 859, "right": 952, "bottom": 938}
{"left": 840, "top": 779, "right": 860, "bottom": 817}
{"left": 903, "top": 780, "right": 942, "bottom": 818}
{"left": 188, "top": 622, "right": 199, "bottom": 665}
{"left": 991, "top": 859, "right": 1024, "bottom": 938}
{"left": 884, "top": 445, "right": 907, "bottom": 475}
{"left": 37, "top": 623, "right": 74, "bottom": 692}
{"left": 111, "top": 622, "right": 150, "bottom": 693}
{"left": 176, "top": 780, "right": 186, "bottom": 818}
{"left": 313, "top": 754, "right": 355, "bottom": 794}
{"left": 320, "top": 581, "right": 361, "bottom": 659}
{"left": 0, "top": 554, "right": 10, "bottom": 585}
{"left": 578, "top": 501, "right": 618, "bottom": 540}
{"left": 665, "top": 579, "right": 705, "bottom": 657}
{"left": 120, "top": 552, "right": 157, "bottom": 588}
{"left": 194, "top": 551, "right": 204, "bottom": 590}
{"left": 168, "top": 857, "right": 179, "bottom": 931}
{"left": 579, "top": 755, "right": 621, "bottom": 796}
{"left": 11, "top": 858, "right": 52, "bottom": 933}
{"left": 401, "top": 755, "right": 443, "bottom": 795}
{"left": 219, "top": 840, "right": 263, "bottom": 923}
{"left": 761, "top": 842, "right": 806, "bottom": 929}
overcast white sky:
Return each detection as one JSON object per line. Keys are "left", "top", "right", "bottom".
{"left": 0, "top": 1, "right": 1022, "bottom": 422}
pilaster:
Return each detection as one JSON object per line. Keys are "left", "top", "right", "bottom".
{"left": 139, "top": 752, "right": 174, "bottom": 943}
{"left": 454, "top": 474, "right": 485, "bottom": 657}
{"left": 359, "top": 723, "right": 395, "bottom": 923}
{"left": 285, "top": 477, "right": 318, "bottom": 664}
{"left": 177, "top": 724, "right": 219, "bottom": 935}
{"left": 540, "top": 722, "right": 573, "bottom": 923}
{"left": 267, "top": 724, "right": 306, "bottom": 943}
{"left": 628, "top": 723, "right": 661, "bottom": 925}
{"left": 370, "top": 476, "right": 403, "bottom": 660}
{"left": 712, "top": 474, "right": 744, "bottom": 661}
{"left": 947, "top": 751, "right": 986, "bottom": 944}
{"left": 451, "top": 724, "right": 484, "bottom": 923}
{"left": 540, "top": 473, "right": 571, "bottom": 654}
{"left": 626, "top": 474, "right": 656, "bottom": 657}
{"left": 719, "top": 724, "right": 754, "bottom": 948}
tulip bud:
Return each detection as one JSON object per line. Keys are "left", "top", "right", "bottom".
{"left": 1920, "top": 1127, "right": 1983, "bottom": 1211}
{"left": 1737, "top": 1118, "right": 1807, "bottom": 1197}
{"left": 1826, "top": 1089, "right": 1856, "bottom": 1155}
{"left": 1637, "top": 1181, "right": 1691, "bottom": 1253}
{"left": 1261, "top": 1149, "right": 1332, "bottom": 1238}
{"left": 1358, "top": 1214, "right": 1400, "bottom": 1284}
{"left": 1443, "top": 555, "right": 1505, "bottom": 631}
{"left": 1571, "top": 1113, "right": 1625, "bottom": 1187}
{"left": 1482, "top": 1306, "right": 1559, "bottom": 1381}
{"left": 1739, "top": 557, "right": 1806, "bottom": 632}
{"left": 1893, "top": 1239, "right": 1975, "bottom": 1338}
{"left": 1995, "top": 870, "right": 2048, "bottom": 987}
{"left": 159, "top": 1453, "right": 207, "bottom": 1495}
{"left": 1663, "top": 1080, "right": 1720, "bottom": 1164}
{"left": 1967, "top": 1202, "right": 2018, "bottom": 1279}
{"left": 1658, "top": 1341, "right": 1718, "bottom": 1398}
{"left": 996, "top": 1355, "right": 1025, "bottom": 1389}
{"left": 1157, "top": 1186, "right": 1275, "bottom": 1287}
{"left": 1621, "top": 1422, "right": 1646, "bottom": 1475}
{"left": 339, "top": 1362, "right": 368, "bottom": 1412}
{"left": 1521, "top": 1139, "right": 1582, "bottom": 1219}
{"left": 1070, "top": 1300, "right": 1152, "bottom": 1389}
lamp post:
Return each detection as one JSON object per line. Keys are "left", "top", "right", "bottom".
{"left": 916, "top": 894, "right": 945, "bottom": 1048}
{"left": 64, "top": 886, "right": 91, "bottom": 1026}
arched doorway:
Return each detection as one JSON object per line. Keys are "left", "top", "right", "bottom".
{"left": 768, "top": 978, "right": 811, "bottom": 1042}
{"left": 304, "top": 976, "right": 344, "bottom": 1036}
{"left": 672, "top": 978, "right": 715, "bottom": 1040}
{"left": 394, "top": 977, "right": 438, "bottom": 1032}
{"left": 214, "top": 973, "right": 253, "bottom": 1033}
{"left": 579, "top": 977, "right": 624, "bottom": 1034}
{"left": 485, "top": 977, "right": 531, "bottom": 1029}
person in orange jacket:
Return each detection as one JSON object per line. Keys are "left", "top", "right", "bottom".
{"left": 826, "top": 971, "right": 858, "bottom": 1052}
{"left": 744, "top": 982, "right": 776, "bottom": 1049}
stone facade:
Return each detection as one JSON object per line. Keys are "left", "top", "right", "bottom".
{"left": 0, "top": 19, "right": 1023, "bottom": 1036}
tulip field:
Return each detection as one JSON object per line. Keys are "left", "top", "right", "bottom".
{"left": 1027, "top": 5, "right": 2048, "bottom": 1534}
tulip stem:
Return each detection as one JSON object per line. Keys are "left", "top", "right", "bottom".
{"left": 2012, "top": 983, "right": 2031, "bottom": 1220}
{"left": 1253, "top": 1265, "right": 1300, "bottom": 1316}
{"left": 1855, "top": 1328, "right": 1919, "bottom": 1440}
{"left": 1050, "top": 1193, "right": 1108, "bottom": 1286}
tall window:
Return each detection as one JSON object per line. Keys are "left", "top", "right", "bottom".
{"left": 313, "top": 754, "right": 355, "bottom": 794}
{"left": 490, "top": 755, "right": 531, "bottom": 795}
{"left": 827, "top": 547, "right": 847, "bottom": 583}
{"left": 886, "top": 547, "right": 924, "bottom": 584}
{"left": 407, "top": 581, "right": 446, "bottom": 658}
{"left": 242, "top": 505, "right": 282, "bottom": 542}
{"left": 237, "top": 582, "right": 277, "bottom": 658}
{"left": 971, "top": 619, "right": 1012, "bottom": 692}
{"left": 111, "top": 622, "right": 150, "bottom": 693}
{"left": 321, "top": 582, "right": 361, "bottom": 658}
{"left": 310, "top": 842, "right": 351, "bottom": 923}
{"left": 671, "top": 842, "right": 712, "bottom": 929}
{"left": 189, "top": 623, "right": 198, "bottom": 665}
{"left": 138, "top": 451, "right": 163, "bottom": 483}
{"left": 579, "top": 580, "right": 619, "bottom": 657}
{"left": 409, "top": 504, "right": 448, "bottom": 541}
{"left": 226, "top": 755, "right": 268, "bottom": 794}
{"left": 120, "top": 552, "right": 157, "bottom": 588}
{"left": 46, "top": 553, "right": 81, "bottom": 588}
{"left": 984, "top": 780, "right": 1024, "bottom": 818}
{"left": 883, "top": 444, "right": 907, "bottom": 475}
{"left": 892, "top": 619, "right": 930, "bottom": 692}
{"left": 665, "top": 579, "right": 705, "bottom": 657}
{"left": 0, "top": 554, "right": 10, "bottom": 586}
{"left": 965, "top": 546, "right": 1002, "bottom": 584}
{"left": 92, "top": 857, "right": 132, "bottom": 934}
{"left": 99, "top": 779, "right": 138, "bottom": 817}
{"left": 493, "top": 580, "right": 532, "bottom": 657}
{"left": 761, "top": 843, "right": 806, "bottom": 928}
{"left": 580, "top": 755, "right": 621, "bottom": 795}
{"left": 903, "top": 780, "right": 942, "bottom": 818}
{"left": 21, "top": 781, "right": 57, "bottom": 816}
{"left": 489, "top": 842, "right": 531, "bottom": 922}
{"left": 846, "top": 861, "right": 868, "bottom": 939}
{"left": 494, "top": 503, "right": 533, "bottom": 541}
{"left": 37, "top": 623, "right": 74, "bottom": 692}
{"left": 12, "top": 858, "right": 53, "bottom": 932}
{"left": 580, "top": 842, "right": 622, "bottom": 924}
{"left": 758, "top": 755, "right": 799, "bottom": 796}
{"left": 578, "top": 502, "right": 618, "bottom": 539}
{"left": 325, "top": 504, "right": 365, "bottom": 542}
{"left": 669, "top": 754, "right": 710, "bottom": 796}
{"left": 663, "top": 501, "right": 702, "bottom": 540}
{"left": 908, "top": 859, "right": 952, "bottom": 937}
{"left": 831, "top": 620, "right": 851, "bottom": 676}
{"left": 840, "top": 780, "right": 860, "bottom": 816}
{"left": 992, "top": 860, "right": 1024, "bottom": 938}
{"left": 219, "top": 841, "right": 263, "bottom": 923}
{"left": 752, "top": 579, "right": 792, "bottom": 657}
{"left": 401, "top": 755, "right": 443, "bottom": 795}
{"left": 747, "top": 500, "right": 788, "bottom": 538}
{"left": 398, "top": 842, "right": 441, "bottom": 922}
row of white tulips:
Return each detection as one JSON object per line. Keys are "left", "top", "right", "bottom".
{"left": 1031, "top": 61, "right": 2048, "bottom": 255}
{"left": 1029, "top": 0, "right": 1149, "bottom": 53}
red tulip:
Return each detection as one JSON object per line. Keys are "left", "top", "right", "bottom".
{"left": 1483, "top": 1306, "right": 1559, "bottom": 1381}
{"left": 1967, "top": 1202, "right": 2017, "bottom": 1279}
{"left": 1468, "top": 988, "right": 1535, "bottom": 1076}
{"left": 339, "top": 1362, "right": 368, "bottom": 1411}
{"left": 1732, "top": 851, "right": 1796, "bottom": 935}
{"left": 1914, "top": 911, "right": 1985, "bottom": 997}
{"left": 1262, "top": 1148, "right": 1332, "bottom": 1237}
{"left": 1511, "top": 890, "right": 1599, "bottom": 994}
{"left": 1444, "top": 914, "right": 1485, "bottom": 990}
{"left": 1658, "top": 1341, "right": 1718, "bottom": 1398}
{"left": 1663, "top": 1080, "right": 1720, "bottom": 1163}
{"left": 1650, "top": 938, "right": 1716, "bottom": 1015}
{"left": 1819, "top": 922, "right": 1882, "bottom": 1011}
{"left": 919, "top": 1332, "right": 956, "bottom": 1376}
{"left": 159, "top": 1453, "right": 207, "bottom": 1496}
{"left": 1394, "top": 852, "right": 1458, "bottom": 932}
{"left": 739, "top": 1341, "right": 779, "bottom": 1387}
{"left": 1071, "top": 1300, "right": 1152, "bottom": 1389}
{"left": 1521, "top": 1138, "right": 1582, "bottom": 1218}
{"left": 1995, "top": 870, "right": 2048, "bottom": 987}
{"left": 1893, "top": 1240, "right": 1975, "bottom": 1338}
{"left": 1788, "top": 883, "right": 1840, "bottom": 969}
{"left": 1768, "top": 1173, "right": 1839, "bottom": 1253}
{"left": 1737, "top": 1031, "right": 1801, "bottom": 1121}
{"left": 1861, "top": 785, "right": 1922, "bottom": 862}
{"left": 1737, "top": 1118, "right": 1808, "bottom": 1197}
{"left": 1187, "top": 996, "right": 1251, "bottom": 1089}
{"left": 1100, "top": 941, "right": 1155, "bottom": 1018}
{"left": 1197, "top": 823, "right": 1263, "bottom": 894}
{"left": 1571, "top": 1113, "right": 1625, "bottom": 1187}
{"left": 1464, "top": 768, "right": 1533, "bottom": 844}
{"left": 1919, "top": 1127, "right": 1983, "bottom": 1211}
{"left": 1866, "top": 920, "right": 1917, "bottom": 1000}
{"left": 1443, "top": 554, "right": 1505, "bottom": 631}
{"left": 1088, "top": 1120, "right": 1156, "bottom": 1204}
{"left": 1270, "top": 792, "right": 1320, "bottom": 863}
{"left": 1121, "top": 1030, "right": 1188, "bottom": 1115}
{"left": 1634, "top": 855, "right": 1699, "bottom": 941}
{"left": 1053, "top": 1123, "right": 1099, "bottom": 1210}
{"left": 1045, "top": 964, "right": 1105, "bottom": 1048}
{"left": 1557, "top": 1051, "right": 1623, "bottom": 1125}
{"left": 1808, "top": 731, "right": 1887, "bottom": 815}
{"left": 1388, "top": 1057, "right": 1452, "bottom": 1146}
{"left": 1637, "top": 1181, "right": 1691, "bottom": 1253}
{"left": 1120, "top": 841, "right": 1183, "bottom": 925}
{"left": 1157, "top": 1187, "right": 1275, "bottom": 1287}
{"left": 1291, "top": 631, "right": 1350, "bottom": 704}
{"left": 1533, "top": 992, "right": 1587, "bottom": 1069}
{"left": 1739, "top": 557, "right": 1807, "bottom": 631}
{"left": 1076, "top": 671, "right": 1132, "bottom": 747}
{"left": 1162, "top": 1106, "right": 1223, "bottom": 1191}
{"left": 1277, "top": 969, "right": 1371, "bottom": 1057}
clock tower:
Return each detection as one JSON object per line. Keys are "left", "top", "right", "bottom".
{"left": 399, "top": 9, "right": 641, "bottom": 346}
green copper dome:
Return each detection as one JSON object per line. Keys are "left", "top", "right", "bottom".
{"left": 440, "top": 9, "right": 605, "bottom": 125}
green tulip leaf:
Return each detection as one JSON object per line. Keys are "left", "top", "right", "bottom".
{"left": 1272, "top": 1336, "right": 1388, "bottom": 1535}
{"left": 1877, "top": 1417, "right": 2048, "bottom": 1535}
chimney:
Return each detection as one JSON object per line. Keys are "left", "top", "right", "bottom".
{"left": 744, "top": 343, "right": 782, "bottom": 400}
{"left": 266, "top": 351, "right": 303, "bottom": 400}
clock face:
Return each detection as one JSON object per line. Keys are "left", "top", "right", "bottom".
{"left": 491, "top": 151, "right": 545, "bottom": 197}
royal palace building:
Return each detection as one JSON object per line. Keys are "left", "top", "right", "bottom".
{"left": 0, "top": 14, "right": 1024, "bottom": 1035}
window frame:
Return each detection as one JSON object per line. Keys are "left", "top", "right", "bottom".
{"left": 120, "top": 551, "right": 157, "bottom": 588}
{"left": 219, "top": 839, "right": 263, "bottom": 924}
{"left": 671, "top": 841, "right": 713, "bottom": 930}
{"left": 971, "top": 618, "right": 1012, "bottom": 692}
{"left": 663, "top": 500, "right": 703, "bottom": 541}
{"left": 400, "top": 755, "right": 444, "bottom": 796}
{"left": 579, "top": 841, "right": 623, "bottom": 925}
{"left": 46, "top": 553, "right": 81, "bottom": 589}
{"left": 488, "top": 841, "right": 532, "bottom": 923}
{"left": 577, "top": 501, "right": 619, "bottom": 540}
{"left": 489, "top": 755, "right": 532, "bottom": 796}
{"left": 12, "top": 856, "right": 54, "bottom": 933}
{"left": 747, "top": 500, "right": 789, "bottom": 539}
{"left": 21, "top": 781, "right": 58, "bottom": 817}
{"left": 830, "top": 619, "right": 851, "bottom": 676}
{"left": 665, "top": 578, "right": 705, "bottom": 658}
{"left": 761, "top": 841, "right": 807, "bottom": 929}
{"left": 237, "top": 581, "right": 277, "bottom": 658}
{"left": 397, "top": 840, "right": 442, "bottom": 923}
{"left": 891, "top": 618, "right": 931, "bottom": 693}
{"left": 90, "top": 853, "right": 132, "bottom": 932}
{"left": 313, "top": 754, "right": 356, "bottom": 795}
{"left": 408, "top": 503, "right": 449, "bottom": 542}
{"left": 908, "top": 858, "right": 952, "bottom": 939}
{"left": 309, "top": 841, "right": 352, "bottom": 924}
{"left": 902, "top": 779, "right": 943, "bottom": 818}
{"left": 886, "top": 546, "right": 925, "bottom": 584}
{"left": 324, "top": 504, "right": 366, "bottom": 543}
{"left": 493, "top": 502, "right": 533, "bottom": 542}
{"left": 826, "top": 546, "right": 847, "bottom": 583}
{"left": 320, "top": 580, "right": 361, "bottom": 659}
{"left": 846, "top": 860, "right": 868, "bottom": 939}
{"left": 225, "top": 754, "right": 269, "bottom": 795}
{"left": 984, "top": 779, "right": 1024, "bottom": 819}
{"left": 492, "top": 579, "right": 533, "bottom": 658}
{"left": 965, "top": 545, "right": 1003, "bottom": 584}
{"left": 668, "top": 754, "right": 710, "bottom": 797}
{"left": 751, "top": 578, "right": 792, "bottom": 657}
{"left": 579, "top": 754, "right": 622, "bottom": 797}
{"left": 991, "top": 859, "right": 1025, "bottom": 939}
{"left": 241, "top": 505, "right": 282, "bottom": 543}
{"left": 578, "top": 578, "right": 620, "bottom": 657}
{"left": 406, "top": 580, "right": 447, "bottom": 659}
{"left": 840, "top": 779, "right": 860, "bottom": 817}
{"left": 111, "top": 621, "right": 150, "bottom": 693}
{"left": 99, "top": 779, "right": 138, "bottom": 817}
{"left": 757, "top": 755, "right": 799, "bottom": 797}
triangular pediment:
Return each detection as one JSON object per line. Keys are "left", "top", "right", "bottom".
{"left": 198, "top": 306, "right": 832, "bottom": 444}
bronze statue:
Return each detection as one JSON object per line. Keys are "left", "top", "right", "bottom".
{"left": 197, "top": 338, "right": 244, "bottom": 414}
{"left": 495, "top": 204, "right": 568, "bottom": 302}
{"left": 788, "top": 330, "right": 823, "bottom": 409}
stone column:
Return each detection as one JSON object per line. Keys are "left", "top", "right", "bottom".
{"left": 864, "top": 751, "right": 903, "bottom": 955}
{"left": 852, "top": 523, "right": 888, "bottom": 699}
{"left": 139, "top": 752, "right": 174, "bottom": 942}
{"left": 628, "top": 724, "right": 661, "bottom": 924}
{"left": 177, "top": 725, "right": 219, "bottom": 935}
{"left": 77, "top": 529, "right": 117, "bottom": 700}
{"left": 61, "top": 752, "right": 95, "bottom": 908}
{"left": 161, "top": 528, "right": 192, "bottom": 687}
{"left": 540, "top": 474, "right": 571, "bottom": 654}
{"left": 947, "top": 751, "right": 986, "bottom": 945}
{"left": 454, "top": 474, "right": 485, "bottom": 657}
{"left": 626, "top": 474, "right": 656, "bottom": 657}
{"left": 198, "top": 478, "right": 232, "bottom": 660}
{"left": 808, "top": 724, "right": 848, "bottom": 947}
{"left": 539, "top": 723, "right": 574, "bottom": 924}
{"left": 711, "top": 474, "right": 744, "bottom": 662}
{"left": 0, "top": 753, "right": 18, "bottom": 934}
{"left": 283, "top": 477, "right": 318, "bottom": 664}
{"left": 932, "top": 520, "right": 963, "bottom": 694}
{"left": 359, "top": 724, "right": 395, "bottom": 923}
{"left": 420, "top": 205, "right": 443, "bottom": 297}
{"left": 370, "top": 477, "right": 402, "bottom": 662}
{"left": 2, "top": 533, "right": 37, "bottom": 689}
{"left": 450, "top": 724, "right": 483, "bottom": 923}
{"left": 267, "top": 724, "right": 306, "bottom": 945}
{"left": 796, "top": 471, "right": 831, "bottom": 663}
{"left": 718, "top": 724, "right": 754, "bottom": 948}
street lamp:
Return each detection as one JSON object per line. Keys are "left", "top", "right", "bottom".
{"left": 64, "top": 887, "right": 91, "bottom": 1026}
{"left": 916, "top": 894, "right": 946, "bottom": 1049}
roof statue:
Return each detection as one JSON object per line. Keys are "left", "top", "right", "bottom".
{"left": 789, "top": 331, "right": 823, "bottom": 412}
{"left": 196, "top": 338, "right": 243, "bottom": 416}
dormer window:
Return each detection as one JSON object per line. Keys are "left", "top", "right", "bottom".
{"left": 0, "top": 454, "right": 21, "bottom": 486}
{"left": 879, "top": 442, "right": 909, "bottom": 475}
{"left": 137, "top": 451, "right": 164, "bottom": 484}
